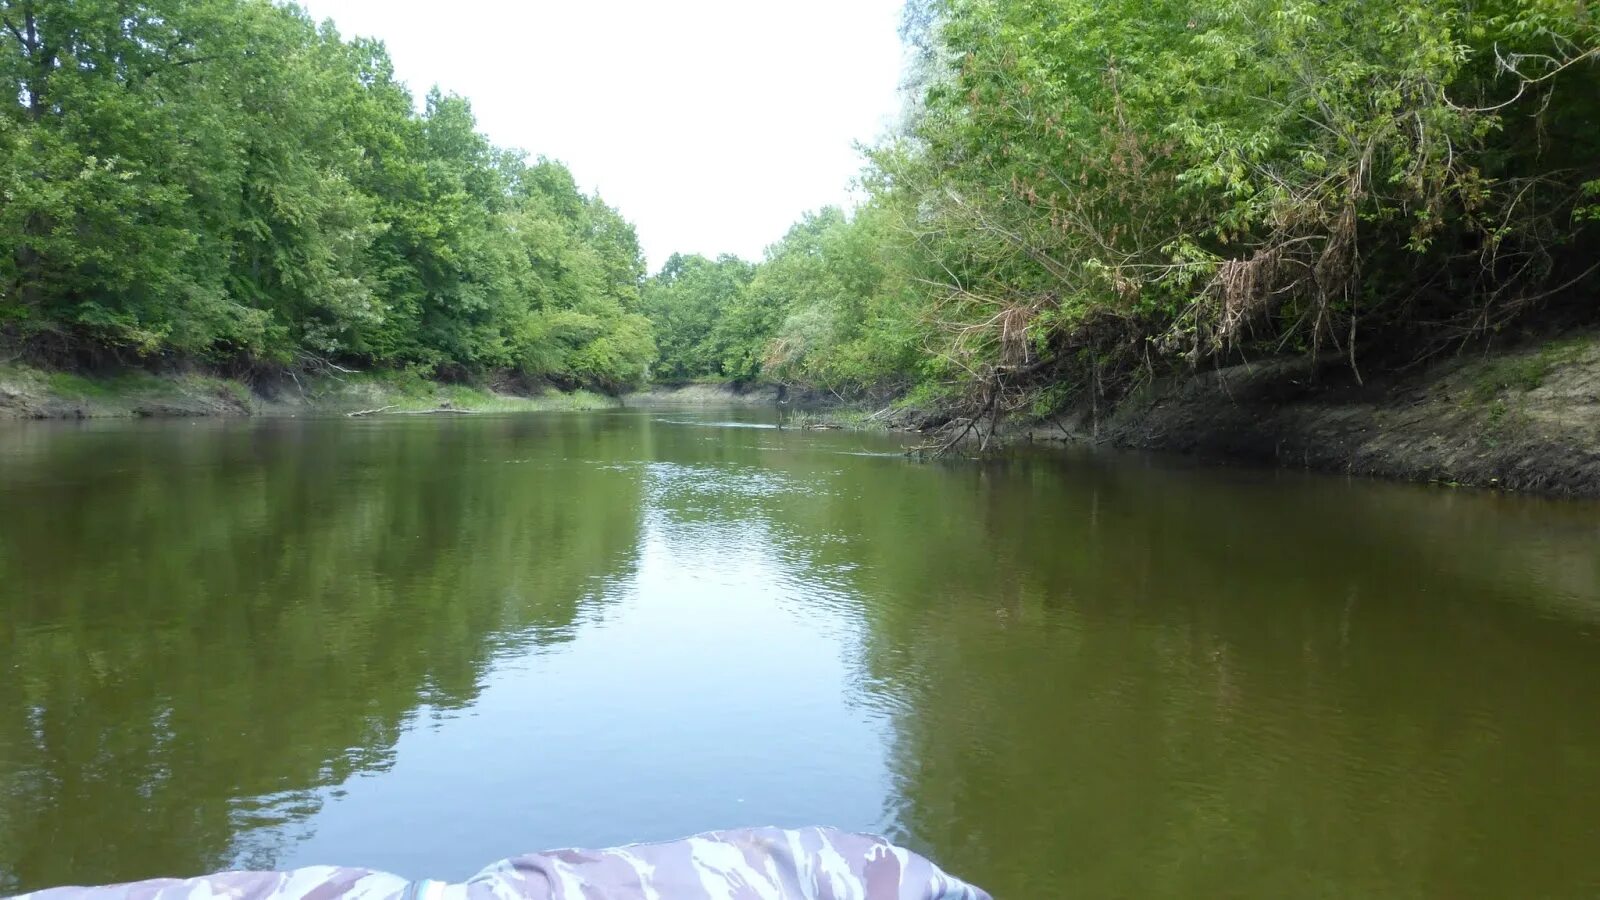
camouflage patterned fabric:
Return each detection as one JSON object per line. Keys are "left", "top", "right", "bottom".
{"left": 13, "top": 827, "right": 991, "bottom": 900}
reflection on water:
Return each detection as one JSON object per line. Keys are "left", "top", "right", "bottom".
{"left": 1, "top": 412, "right": 1598, "bottom": 897}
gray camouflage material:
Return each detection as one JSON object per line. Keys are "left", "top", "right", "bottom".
{"left": 13, "top": 827, "right": 991, "bottom": 900}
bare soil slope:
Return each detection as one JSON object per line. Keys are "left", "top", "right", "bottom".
{"left": 1077, "top": 334, "right": 1600, "bottom": 496}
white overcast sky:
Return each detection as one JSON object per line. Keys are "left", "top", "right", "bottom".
{"left": 295, "top": 0, "right": 909, "bottom": 270}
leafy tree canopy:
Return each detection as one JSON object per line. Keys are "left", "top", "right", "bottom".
{"left": 0, "top": 0, "right": 652, "bottom": 389}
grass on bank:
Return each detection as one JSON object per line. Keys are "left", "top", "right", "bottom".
{"left": 1468, "top": 336, "right": 1594, "bottom": 404}
{"left": 304, "top": 369, "right": 618, "bottom": 414}
{"left": 2, "top": 362, "right": 254, "bottom": 415}
{"left": 45, "top": 367, "right": 251, "bottom": 405}
{"left": 0, "top": 362, "right": 620, "bottom": 418}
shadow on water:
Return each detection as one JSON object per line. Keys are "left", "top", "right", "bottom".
{"left": 757, "top": 453, "right": 1600, "bottom": 898}
{"left": 0, "top": 416, "right": 647, "bottom": 891}
{"left": 2, "top": 410, "right": 1598, "bottom": 898}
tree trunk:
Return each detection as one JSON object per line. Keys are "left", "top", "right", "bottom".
{"left": 22, "top": 4, "right": 47, "bottom": 122}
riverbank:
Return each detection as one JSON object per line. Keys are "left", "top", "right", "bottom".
{"left": 763, "top": 330, "right": 1600, "bottom": 498}
{"left": 0, "top": 364, "right": 619, "bottom": 419}
{"left": 1061, "top": 332, "right": 1600, "bottom": 497}
{"left": 621, "top": 381, "right": 785, "bottom": 406}
{"left": 911, "top": 331, "right": 1597, "bottom": 498}
{"left": 9, "top": 332, "right": 1599, "bottom": 498}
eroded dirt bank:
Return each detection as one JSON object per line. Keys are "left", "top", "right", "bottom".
{"left": 1041, "top": 333, "right": 1600, "bottom": 497}
{"left": 625, "top": 337, "right": 1600, "bottom": 497}
{"left": 10, "top": 335, "right": 1600, "bottom": 498}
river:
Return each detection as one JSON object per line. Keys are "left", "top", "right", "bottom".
{"left": 1, "top": 410, "right": 1598, "bottom": 897}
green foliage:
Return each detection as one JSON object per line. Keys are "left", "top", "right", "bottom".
{"left": 1580, "top": 179, "right": 1600, "bottom": 223}
{"left": 745, "top": 205, "right": 922, "bottom": 389}
{"left": 641, "top": 253, "right": 755, "bottom": 380}
{"left": 8, "top": 0, "right": 1595, "bottom": 406}
{"left": 0, "top": 0, "right": 651, "bottom": 389}
{"left": 1469, "top": 335, "right": 1592, "bottom": 402}
{"left": 902, "top": 0, "right": 1598, "bottom": 405}
{"left": 642, "top": 205, "right": 924, "bottom": 391}
{"left": 665, "top": 0, "right": 1599, "bottom": 416}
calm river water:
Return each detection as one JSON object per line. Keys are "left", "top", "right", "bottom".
{"left": 1, "top": 409, "right": 1598, "bottom": 897}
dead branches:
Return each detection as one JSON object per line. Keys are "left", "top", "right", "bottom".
{"left": 346, "top": 406, "right": 475, "bottom": 418}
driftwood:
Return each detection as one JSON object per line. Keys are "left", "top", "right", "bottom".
{"left": 346, "top": 406, "right": 476, "bottom": 418}
{"left": 912, "top": 381, "right": 1001, "bottom": 458}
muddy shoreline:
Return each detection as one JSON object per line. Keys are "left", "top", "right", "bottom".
{"left": 833, "top": 332, "right": 1600, "bottom": 499}
{"left": 955, "top": 333, "right": 1600, "bottom": 499}
{"left": 1097, "top": 344, "right": 1598, "bottom": 497}
{"left": 9, "top": 333, "right": 1600, "bottom": 498}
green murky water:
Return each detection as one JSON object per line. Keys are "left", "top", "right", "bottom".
{"left": 2, "top": 410, "right": 1598, "bottom": 898}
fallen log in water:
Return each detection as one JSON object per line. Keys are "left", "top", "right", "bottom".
{"left": 347, "top": 406, "right": 476, "bottom": 418}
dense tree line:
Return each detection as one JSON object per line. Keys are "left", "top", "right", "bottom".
{"left": 644, "top": 0, "right": 1600, "bottom": 416}
{"left": 5, "top": 0, "right": 1595, "bottom": 407}
{"left": 642, "top": 206, "right": 922, "bottom": 391}
{"left": 0, "top": 0, "right": 653, "bottom": 389}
